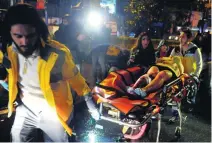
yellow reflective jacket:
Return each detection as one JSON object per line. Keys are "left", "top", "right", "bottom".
{"left": 0, "top": 40, "right": 91, "bottom": 136}
{"left": 156, "top": 56, "right": 184, "bottom": 77}
{"left": 170, "top": 43, "right": 203, "bottom": 77}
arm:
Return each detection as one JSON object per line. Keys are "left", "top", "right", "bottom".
{"left": 127, "top": 49, "right": 136, "bottom": 67}
{"left": 49, "top": 40, "right": 90, "bottom": 96}
{"left": 194, "top": 48, "right": 203, "bottom": 77}
{"left": 178, "top": 61, "right": 184, "bottom": 75}
{"left": 0, "top": 51, "right": 3, "bottom": 63}
{"left": 62, "top": 51, "right": 100, "bottom": 120}
{"left": 0, "top": 51, "right": 9, "bottom": 91}
{"left": 62, "top": 50, "right": 90, "bottom": 96}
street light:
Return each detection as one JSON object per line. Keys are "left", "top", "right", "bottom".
{"left": 87, "top": 11, "right": 103, "bottom": 27}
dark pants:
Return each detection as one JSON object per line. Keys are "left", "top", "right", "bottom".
{"left": 91, "top": 45, "right": 109, "bottom": 84}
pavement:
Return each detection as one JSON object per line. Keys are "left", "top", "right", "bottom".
{"left": 0, "top": 101, "right": 211, "bottom": 142}
{"left": 73, "top": 101, "right": 211, "bottom": 142}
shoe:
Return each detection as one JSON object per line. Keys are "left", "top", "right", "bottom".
{"left": 168, "top": 116, "right": 178, "bottom": 124}
{"left": 134, "top": 88, "right": 147, "bottom": 98}
{"left": 126, "top": 86, "right": 135, "bottom": 95}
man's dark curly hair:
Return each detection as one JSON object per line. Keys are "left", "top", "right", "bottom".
{"left": 2, "top": 3, "right": 49, "bottom": 44}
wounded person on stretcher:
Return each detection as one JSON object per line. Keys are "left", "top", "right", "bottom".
{"left": 127, "top": 56, "right": 184, "bottom": 97}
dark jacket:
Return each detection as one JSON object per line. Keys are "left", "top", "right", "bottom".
{"left": 54, "top": 23, "right": 80, "bottom": 63}
{"left": 128, "top": 41, "right": 156, "bottom": 67}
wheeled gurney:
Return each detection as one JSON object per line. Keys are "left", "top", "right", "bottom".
{"left": 91, "top": 66, "right": 199, "bottom": 142}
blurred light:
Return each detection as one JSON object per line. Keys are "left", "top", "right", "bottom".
{"left": 87, "top": 12, "right": 103, "bottom": 27}
{"left": 205, "top": 29, "right": 209, "bottom": 32}
{"left": 151, "top": 115, "right": 156, "bottom": 119}
{"left": 175, "top": 37, "right": 179, "bottom": 40}
{"left": 191, "top": 27, "right": 199, "bottom": 31}
{"left": 177, "top": 26, "right": 182, "bottom": 31}
{"left": 129, "top": 32, "right": 135, "bottom": 37}
{"left": 88, "top": 132, "right": 96, "bottom": 143}
{"left": 169, "top": 36, "right": 172, "bottom": 40}
{"left": 100, "top": 0, "right": 116, "bottom": 14}
{"left": 95, "top": 124, "right": 103, "bottom": 129}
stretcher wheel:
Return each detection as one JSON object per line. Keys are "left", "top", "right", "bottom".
{"left": 174, "top": 126, "right": 181, "bottom": 139}
{"left": 116, "top": 136, "right": 130, "bottom": 142}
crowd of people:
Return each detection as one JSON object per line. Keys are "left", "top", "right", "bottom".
{"left": 0, "top": 3, "right": 210, "bottom": 142}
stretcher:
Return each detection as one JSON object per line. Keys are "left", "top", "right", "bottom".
{"left": 91, "top": 66, "right": 199, "bottom": 142}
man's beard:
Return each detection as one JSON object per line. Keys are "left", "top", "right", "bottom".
{"left": 13, "top": 40, "right": 40, "bottom": 58}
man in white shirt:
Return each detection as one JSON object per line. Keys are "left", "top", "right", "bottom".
{"left": 1, "top": 3, "right": 99, "bottom": 142}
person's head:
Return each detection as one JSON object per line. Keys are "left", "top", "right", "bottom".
{"left": 179, "top": 28, "right": 192, "bottom": 46}
{"left": 157, "top": 39, "right": 168, "bottom": 53}
{"left": 160, "top": 45, "right": 168, "bottom": 53}
{"left": 62, "top": 14, "right": 70, "bottom": 25}
{"left": 3, "top": 3, "right": 49, "bottom": 57}
{"left": 137, "top": 32, "right": 151, "bottom": 49}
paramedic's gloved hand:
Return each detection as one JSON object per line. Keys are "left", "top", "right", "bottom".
{"left": 84, "top": 93, "right": 100, "bottom": 120}
{"left": 134, "top": 88, "right": 147, "bottom": 98}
